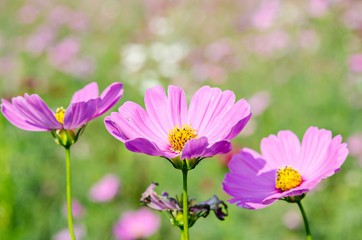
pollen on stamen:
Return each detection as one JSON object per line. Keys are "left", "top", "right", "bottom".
{"left": 55, "top": 107, "right": 65, "bottom": 125}
{"left": 276, "top": 166, "right": 302, "bottom": 191}
{"left": 168, "top": 124, "right": 198, "bottom": 152}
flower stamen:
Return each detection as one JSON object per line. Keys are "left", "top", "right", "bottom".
{"left": 168, "top": 124, "right": 198, "bottom": 152}
{"left": 55, "top": 107, "right": 65, "bottom": 125}
{"left": 276, "top": 166, "right": 302, "bottom": 191}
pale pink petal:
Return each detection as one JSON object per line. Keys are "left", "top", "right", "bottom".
{"left": 187, "top": 86, "right": 234, "bottom": 134}
{"left": 260, "top": 130, "right": 301, "bottom": 171}
{"left": 144, "top": 85, "right": 173, "bottom": 135}
{"left": 70, "top": 82, "right": 99, "bottom": 104}
{"left": 104, "top": 102, "right": 167, "bottom": 148}
{"left": 167, "top": 85, "right": 188, "bottom": 127}
{"left": 296, "top": 127, "right": 332, "bottom": 175}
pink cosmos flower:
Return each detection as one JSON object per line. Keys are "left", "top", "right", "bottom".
{"left": 1, "top": 82, "right": 123, "bottom": 132}
{"left": 348, "top": 54, "right": 362, "bottom": 73}
{"left": 223, "top": 127, "right": 348, "bottom": 209}
{"left": 104, "top": 85, "right": 251, "bottom": 162}
{"left": 63, "top": 199, "right": 85, "bottom": 219}
{"left": 113, "top": 208, "right": 160, "bottom": 240}
{"left": 251, "top": 0, "right": 279, "bottom": 30}
{"left": 89, "top": 174, "right": 120, "bottom": 202}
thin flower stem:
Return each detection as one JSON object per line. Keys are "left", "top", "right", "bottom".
{"left": 182, "top": 169, "right": 190, "bottom": 240}
{"left": 65, "top": 147, "right": 76, "bottom": 240}
{"left": 181, "top": 228, "right": 185, "bottom": 240}
{"left": 297, "top": 200, "right": 312, "bottom": 240}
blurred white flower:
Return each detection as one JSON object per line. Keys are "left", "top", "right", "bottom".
{"left": 122, "top": 44, "right": 147, "bottom": 73}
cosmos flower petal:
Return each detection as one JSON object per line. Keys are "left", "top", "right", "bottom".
{"left": 181, "top": 137, "right": 231, "bottom": 159}
{"left": 187, "top": 86, "right": 235, "bottom": 133}
{"left": 296, "top": 127, "right": 332, "bottom": 174}
{"left": 223, "top": 151, "right": 278, "bottom": 209}
{"left": 125, "top": 138, "right": 178, "bottom": 158}
{"left": 202, "top": 98, "right": 251, "bottom": 142}
{"left": 144, "top": 86, "right": 173, "bottom": 135}
{"left": 1, "top": 94, "right": 61, "bottom": 131}
{"left": 63, "top": 99, "right": 99, "bottom": 129}
{"left": 224, "top": 113, "right": 252, "bottom": 140}
{"left": 104, "top": 102, "right": 167, "bottom": 148}
{"left": 71, "top": 82, "right": 99, "bottom": 104}
{"left": 302, "top": 134, "right": 349, "bottom": 181}
{"left": 95, "top": 82, "right": 124, "bottom": 117}
{"left": 260, "top": 130, "right": 301, "bottom": 170}
{"left": 167, "top": 85, "right": 188, "bottom": 127}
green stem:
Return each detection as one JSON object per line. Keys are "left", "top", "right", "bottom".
{"left": 297, "top": 200, "right": 312, "bottom": 240}
{"left": 65, "top": 147, "right": 76, "bottom": 240}
{"left": 181, "top": 228, "right": 185, "bottom": 240}
{"left": 182, "top": 169, "right": 189, "bottom": 240}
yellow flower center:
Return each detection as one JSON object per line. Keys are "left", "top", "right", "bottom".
{"left": 275, "top": 166, "right": 302, "bottom": 191}
{"left": 55, "top": 107, "right": 65, "bottom": 125}
{"left": 168, "top": 124, "right": 198, "bottom": 152}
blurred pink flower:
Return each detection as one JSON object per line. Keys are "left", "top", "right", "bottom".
{"left": 347, "top": 133, "right": 362, "bottom": 157}
{"left": 89, "top": 174, "right": 120, "bottom": 202}
{"left": 283, "top": 210, "right": 302, "bottom": 230}
{"left": 48, "top": 38, "right": 80, "bottom": 68}
{"left": 298, "top": 29, "right": 319, "bottom": 49}
{"left": 343, "top": 4, "right": 362, "bottom": 29}
{"left": 17, "top": 4, "right": 40, "bottom": 24}
{"left": 63, "top": 57, "right": 95, "bottom": 78}
{"left": 52, "top": 225, "right": 86, "bottom": 240}
{"left": 68, "top": 11, "right": 89, "bottom": 31}
{"left": 0, "top": 57, "right": 15, "bottom": 75}
{"left": 113, "top": 208, "right": 160, "bottom": 240}
{"left": 205, "top": 39, "right": 232, "bottom": 63}
{"left": 251, "top": 0, "right": 279, "bottom": 30}
{"left": 308, "top": 0, "right": 329, "bottom": 17}
{"left": 248, "top": 91, "right": 271, "bottom": 116}
{"left": 26, "top": 25, "right": 55, "bottom": 55}
{"left": 348, "top": 54, "right": 362, "bottom": 73}
{"left": 191, "top": 63, "right": 227, "bottom": 83}
{"left": 245, "top": 30, "right": 289, "bottom": 57}
{"left": 63, "top": 199, "right": 85, "bottom": 219}
{"left": 48, "top": 6, "right": 72, "bottom": 27}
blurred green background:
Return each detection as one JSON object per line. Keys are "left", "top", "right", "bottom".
{"left": 1, "top": 0, "right": 362, "bottom": 239}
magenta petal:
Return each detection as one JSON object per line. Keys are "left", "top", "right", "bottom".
{"left": 224, "top": 113, "right": 252, "bottom": 140}
{"left": 1, "top": 94, "right": 61, "bottom": 131}
{"left": 63, "top": 99, "right": 99, "bottom": 129}
{"left": 199, "top": 98, "right": 251, "bottom": 143}
{"left": 95, "top": 82, "right": 123, "bottom": 117}
{"left": 104, "top": 102, "right": 168, "bottom": 148}
{"left": 222, "top": 151, "right": 278, "bottom": 209}
{"left": 71, "top": 82, "right": 99, "bottom": 104}
{"left": 125, "top": 138, "right": 177, "bottom": 158}
{"left": 181, "top": 137, "right": 231, "bottom": 159}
